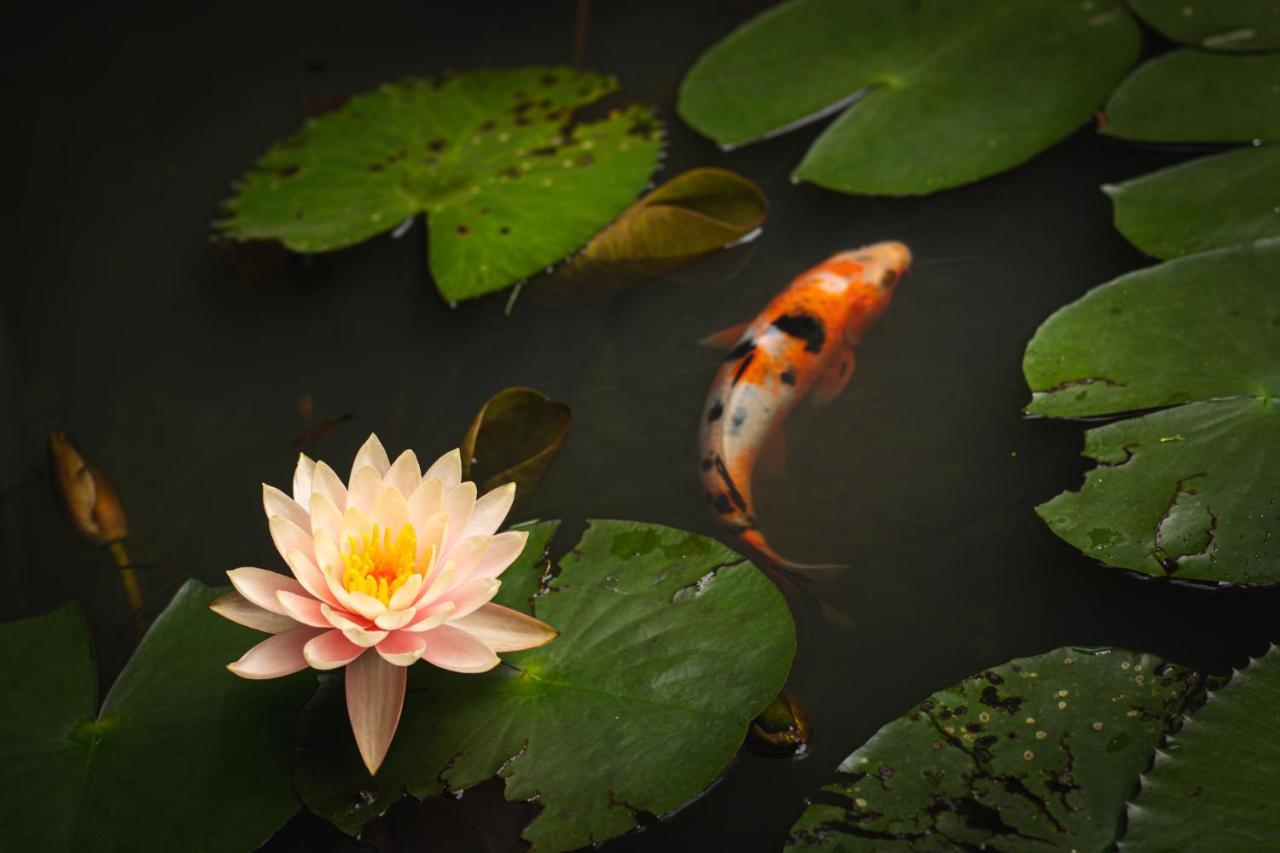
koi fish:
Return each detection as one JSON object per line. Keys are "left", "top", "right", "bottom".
{"left": 699, "top": 241, "right": 911, "bottom": 571}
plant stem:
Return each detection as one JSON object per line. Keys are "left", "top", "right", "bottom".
{"left": 108, "top": 540, "right": 144, "bottom": 613}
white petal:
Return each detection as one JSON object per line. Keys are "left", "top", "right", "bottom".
{"left": 374, "top": 608, "right": 416, "bottom": 631}
{"left": 424, "top": 448, "right": 462, "bottom": 488}
{"left": 372, "top": 486, "right": 410, "bottom": 534}
{"left": 451, "top": 602, "right": 559, "bottom": 652}
{"left": 292, "top": 453, "right": 316, "bottom": 506}
{"left": 440, "top": 482, "right": 477, "bottom": 557}
{"left": 415, "top": 511, "right": 448, "bottom": 570}
{"left": 403, "top": 600, "right": 456, "bottom": 632}
{"left": 210, "top": 590, "right": 297, "bottom": 634}
{"left": 465, "top": 483, "right": 516, "bottom": 539}
{"left": 388, "top": 573, "right": 423, "bottom": 611}
{"left": 263, "top": 483, "right": 310, "bottom": 531}
{"left": 407, "top": 478, "right": 444, "bottom": 533}
{"left": 347, "top": 465, "right": 382, "bottom": 518}
{"left": 309, "top": 491, "right": 344, "bottom": 542}
{"left": 441, "top": 535, "right": 489, "bottom": 586}
{"left": 312, "top": 461, "right": 348, "bottom": 512}
{"left": 269, "top": 515, "right": 315, "bottom": 566}
{"left": 343, "top": 625, "right": 389, "bottom": 648}
{"left": 320, "top": 602, "right": 372, "bottom": 632}
{"left": 341, "top": 505, "right": 373, "bottom": 547}
{"left": 350, "top": 434, "right": 391, "bottom": 481}
{"left": 383, "top": 450, "right": 422, "bottom": 499}
{"left": 470, "top": 530, "right": 530, "bottom": 581}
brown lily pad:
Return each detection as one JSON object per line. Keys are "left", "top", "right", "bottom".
{"left": 460, "top": 387, "right": 571, "bottom": 500}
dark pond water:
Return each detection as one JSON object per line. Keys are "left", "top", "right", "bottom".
{"left": 4, "top": 1, "right": 1278, "bottom": 850}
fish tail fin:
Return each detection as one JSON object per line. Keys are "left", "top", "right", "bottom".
{"left": 739, "top": 530, "right": 849, "bottom": 579}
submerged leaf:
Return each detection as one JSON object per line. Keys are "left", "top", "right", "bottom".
{"left": 1104, "top": 144, "right": 1280, "bottom": 259}
{"left": 1103, "top": 50, "right": 1280, "bottom": 142}
{"left": 786, "top": 647, "right": 1201, "bottom": 851}
{"left": 295, "top": 520, "right": 796, "bottom": 851}
{"left": 218, "top": 67, "right": 663, "bottom": 301}
{"left": 678, "top": 0, "right": 1139, "bottom": 195}
{"left": 1024, "top": 240, "right": 1280, "bottom": 583}
{"left": 0, "top": 582, "right": 313, "bottom": 852}
{"left": 460, "top": 387, "right": 571, "bottom": 499}
{"left": 574, "top": 167, "right": 766, "bottom": 275}
{"left": 1128, "top": 0, "right": 1280, "bottom": 52}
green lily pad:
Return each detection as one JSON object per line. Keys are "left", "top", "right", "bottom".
{"left": 0, "top": 581, "right": 314, "bottom": 852}
{"left": 786, "top": 647, "right": 1202, "bottom": 851}
{"left": 1103, "top": 50, "right": 1280, "bottom": 142}
{"left": 1128, "top": 0, "right": 1280, "bottom": 52}
{"left": 1122, "top": 646, "right": 1280, "bottom": 850}
{"left": 1104, "top": 145, "right": 1280, "bottom": 259}
{"left": 1024, "top": 240, "right": 1280, "bottom": 582}
{"left": 295, "top": 520, "right": 796, "bottom": 852}
{"left": 460, "top": 387, "right": 571, "bottom": 500}
{"left": 677, "top": 0, "right": 1139, "bottom": 195}
{"left": 218, "top": 67, "right": 662, "bottom": 302}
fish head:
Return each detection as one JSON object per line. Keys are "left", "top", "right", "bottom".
{"left": 827, "top": 241, "right": 910, "bottom": 337}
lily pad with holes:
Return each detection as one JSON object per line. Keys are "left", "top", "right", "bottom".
{"left": 0, "top": 581, "right": 314, "bottom": 853}
{"left": 295, "top": 520, "right": 795, "bottom": 852}
{"left": 460, "top": 387, "right": 571, "bottom": 501}
{"left": 1103, "top": 51, "right": 1280, "bottom": 143}
{"left": 1024, "top": 240, "right": 1280, "bottom": 583}
{"left": 1127, "top": 0, "right": 1280, "bottom": 52}
{"left": 1104, "top": 144, "right": 1280, "bottom": 259}
{"left": 786, "top": 647, "right": 1202, "bottom": 851}
{"left": 218, "top": 67, "right": 663, "bottom": 302}
{"left": 677, "top": 0, "right": 1139, "bottom": 195}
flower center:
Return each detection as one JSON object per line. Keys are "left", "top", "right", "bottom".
{"left": 341, "top": 523, "right": 418, "bottom": 606}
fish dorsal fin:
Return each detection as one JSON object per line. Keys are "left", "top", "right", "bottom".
{"left": 699, "top": 321, "right": 750, "bottom": 349}
{"left": 811, "top": 347, "right": 855, "bottom": 406}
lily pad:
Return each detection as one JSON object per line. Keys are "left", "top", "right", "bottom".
{"left": 1024, "top": 240, "right": 1280, "bottom": 582}
{"left": 460, "top": 387, "right": 571, "bottom": 499}
{"left": 786, "top": 647, "right": 1202, "bottom": 851}
{"left": 218, "top": 67, "right": 663, "bottom": 302}
{"left": 1128, "top": 0, "right": 1280, "bottom": 52}
{"left": 1123, "top": 646, "right": 1280, "bottom": 850}
{"left": 295, "top": 520, "right": 795, "bottom": 851}
{"left": 574, "top": 167, "right": 766, "bottom": 271}
{"left": 677, "top": 0, "right": 1139, "bottom": 195}
{"left": 0, "top": 581, "right": 314, "bottom": 852}
{"left": 1103, "top": 50, "right": 1280, "bottom": 142}
{"left": 1104, "top": 144, "right": 1280, "bottom": 259}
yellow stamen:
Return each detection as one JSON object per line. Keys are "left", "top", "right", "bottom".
{"left": 341, "top": 523, "right": 419, "bottom": 606}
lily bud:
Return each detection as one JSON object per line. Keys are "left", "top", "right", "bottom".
{"left": 748, "top": 690, "right": 811, "bottom": 758}
{"left": 49, "top": 432, "right": 128, "bottom": 546}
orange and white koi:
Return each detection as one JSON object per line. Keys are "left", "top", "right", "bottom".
{"left": 699, "top": 241, "right": 911, "bottom": 571}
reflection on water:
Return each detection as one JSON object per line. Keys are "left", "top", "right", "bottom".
{"left": 4, "top": 1, "right": 1280, "bottom": 851}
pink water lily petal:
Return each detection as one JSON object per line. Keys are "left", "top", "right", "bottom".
{"left": 341, "top": 505, "right": 373, "bottom": 548}
{"left": 439, "top": 577, "right": 501, "bottom": 620}
{"left": 346, "top": 650, "right": 407, "bottom": 775}
{"left": 372, "top": 486, "right": 410, "bottom": 534}
{"left": 383, "top": 450, "right": 421, "bottom": 499}
{"left": 376, "top": 630, "right": 427, "bottom": 666}
{"left": 321, "top": 602, "right": 374, "bottom": 631}
{"left": 283, "top": 548, "right": 340, "bottom": 607}
{"left": 441, "top": 535, "right": 488, "bottom": 586}
{"left": 269, "top": 515, "right": 316, "bottom": 566}
{"left": 263, "top": 483, "right": 310, "bottom": 531}
{"left": 347, "top": 465, "right": 382, "bottom": 518}
{"left": 345, "top": 589, "right": 388, "bottom": 621}
{"left": 343, "top": 625, "right": 389, "bottom": 648}
{"left": 374, "top": 607, "right": 416, "bottom": 631}
{"left": 388, "top": 573, "right": 423, "bottom": 612}
{"left": 309, "top": 491, "right": 344, "bottom": 542}
{"left": 228, "top": 625, "right": 323, "bottom": 679}
{"left": 407, "top": 477, "right": 444, "bottom": 531}
{"left": 210, "top": 590, "right": 298, "bottom": 634}
{"left": 470, "top": 530, "right": 530, "bottom": 581}
{"left": 465, "top": 483, "right": 516, "bottom": 540}
{"left": 311, "top": 528, "right": 345, "bottom": 578}
{"left": 312, "top": 461, "right": 348, "bottom": 513}
{"left": 424, "top": 448, "right": 462, "bottom": 489}
{"left": 414, "top": 510, "right": 448, "bottom": 571}
{"left": 418, "top": 559, "right": 456, "bottom": 607}
{"left": 293, "top": 453, "right": 315, "bottom": 506}
{"left": 227, "top": 567, "right": 305, "bottom": 616}
{"left": 403, "top": 600, "right": 455, "bottom": 632}
{"left": 451, "top": 602, "right": 559, "bottom": 652}
{"left": 350, "top": 434, "right": 391, "bottom": 482}
{"left": 420, "top": 623, "right": 500, "bottom": 673}
{"left": 440, "top": 482, "right": 477, "bottom": 556}
{"left": 276, "top": 589, "right": 330, "bottom": 628}
{"left": 304, "top": 629, "right": 365, "bottom": 670}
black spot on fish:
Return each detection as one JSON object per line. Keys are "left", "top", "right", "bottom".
{"left": 725, "top": 338, "right": 755, "bottom": 362}
{"left": 772, "top": 313, "right": 825, "bottom": 353}
{"left": 713, "top": 494, "right": 734, "bottom": 514}
{"left": 729, "top": 407, "right": 747, "bottom": 435}
{"left": 714, "top": 456, "right": 749, "bottom": 512}
{"left": 731, "top": 352, "right": 755, "bottom": 386}
{"left": 699, "top": 458, "right": 712, "bottom": 471}
{"left": 706, "top": 401, "right": 724, "bottom": 423}
{"left": 780, "top": 368, "right": 797, "bottom": 386}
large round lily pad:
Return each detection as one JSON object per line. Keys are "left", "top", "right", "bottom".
{"left": 677, "top": 0, "right": 1139, "bottom": 195}
{"left": 0, "top": 581, "right": 314, "bottom": 852}
{"left": 295, "top": 520, "right": 796, "bottom": 852}
{"left": 786, "top": 647, "right": 1202, "bottom": 851}
{"left": 1128, "top": 0, "right": 1280, "bottom": 52}
{"left": 219, "top": 67, "right": 662, "bottom": 302}
{"left": 1023, "top": 240, "right": 1280, "bottom": 583}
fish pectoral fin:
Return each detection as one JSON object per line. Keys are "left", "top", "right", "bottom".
{"left": 759, "top": 427, "right": 787, "bottom": 478}
{"left": 699, "top": 321, "right": 751, "bottom": 349}
{"left": 811, "top": 348, "right": 855, "bottom": 406}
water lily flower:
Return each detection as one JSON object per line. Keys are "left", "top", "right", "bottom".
{"left": 210, "top": 434, "right": 557, "bottom": 774}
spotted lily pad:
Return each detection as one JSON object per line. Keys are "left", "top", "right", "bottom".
{"left": 218, "top": 67, "right": 663, "bottom": 301}
{"left": 460, "top": 387, "right": 571, "bottom": 500}
{"left": 1024, "top": 240, "right": 1280, "bottom": 583}
{"left": 0, "top": 581, "right": 314, "bottom": 852}
{"left": 295, "top": 520, "right": 795, "bottom": 852}
{"left": 1103, "top": 50, "right": 1280, "bottom": 142}
{"left": 786, "top": 647, "right": 1202, "bottom": 851}
{"left": 1104, "top": 144, "right": 1280, "bottom": 259}
{"left": 677, "top": 0, "right": 1139, "bottom": 195}
{"left": 1128, "top": 0, "right": 1280, "bottom": 52}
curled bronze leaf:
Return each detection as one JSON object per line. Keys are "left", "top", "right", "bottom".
{"left": 748, "top": 689, "right": 810, "bottom": 758}
{"left": 49, "top": 432, "right": 128, "bottom": 547}
{"left": 460, "top": 388, "right": 571, "bottom": 500}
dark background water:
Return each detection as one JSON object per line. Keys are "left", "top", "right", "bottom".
{"left": 3, "top": 1, "right": 1277, "bottom": 851}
